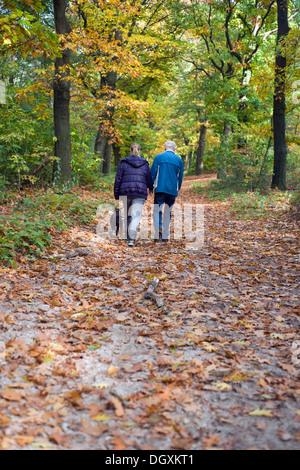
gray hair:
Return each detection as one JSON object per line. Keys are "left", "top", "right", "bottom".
{"left": 164, "top": 140, "right": 176, "bottom": 151}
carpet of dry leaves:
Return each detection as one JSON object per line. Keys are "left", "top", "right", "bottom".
{"left": 0, "top": 175, "right": 299, "bottom": 451}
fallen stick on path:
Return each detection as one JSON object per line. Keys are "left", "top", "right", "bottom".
{"left": 143, "top": 276, "right": 166, "bottom": 310}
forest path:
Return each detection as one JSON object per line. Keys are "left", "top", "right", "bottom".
{"left": 0, "top": 174, "right": 299, "bottom": 450}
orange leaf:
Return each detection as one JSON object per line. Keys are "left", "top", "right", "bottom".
{"left": 1, "top": 389, "right": 23, "bottom": 401}
{"left": 15, "top": 435, "right": 35, "bottom": 447}
{"left": 110, "top": 396, "right": 125, "bottom": 417}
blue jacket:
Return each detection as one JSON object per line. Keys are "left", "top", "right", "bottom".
{"left": 114, "top": 155, "right": 153, "bottom": 200}
{"left": 150, "top": 150, "right": 184, "bottom": 197}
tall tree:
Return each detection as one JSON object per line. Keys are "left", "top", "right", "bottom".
{"left": 195, "top": 118, "right": 207, "bottom": 176}
{"left": 173, "top": 0, "right": 276, "bottom": 178}
{"left": 271, "top": 0, "right": 290, "bottom": 190}
{"left": 53, "top": 0, "right": 71, "bottom": 183}
{"left": 70, "top": 0, "right": 141, "bottom": 175}
{"left": 70, "top": 0, "right": 180, "bottom": 174}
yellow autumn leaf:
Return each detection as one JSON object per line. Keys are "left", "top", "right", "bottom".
{"left": 203, "top": 342, "right": 217, "bottom": 352}
{"left": 229, "top": 371, "right": 252, "bottom": 382}
{"left": 213, "top": 382, "right": 232, "bottom": 391}
{"left": 92, "top": 383, "right": 109, "bottom": 389}
{"left": 31, "top": 441, "right": 53, "bottom": 448}
{"left": 70, "top": 312, "right": 86, "bottom": 319}
{"left": 42, "top": 352, "right": 54, "bottom": 363}
{"left": 249, "top": 409, "right": 273, "bottom": 417}
{"left": 108, "top": 365, "right": 120, "bottom": 377}
{"left": 92, "top": 413, "right": 110, "bottom": 422}
{"left": 270, "top": 333, "right": 284, "bottom": 339}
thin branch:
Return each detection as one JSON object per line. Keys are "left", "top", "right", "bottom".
{"left": 224, "top": 1, "right": 243, "bottom": 64}
{"left": 261, "top": 11, "right": 299, "bottom": 39}
{"left": 254, "top": 0, "right": 276, "bottom": 37}
{"left": 143, "top": 277, "right": 166, "bottom": 310}
{"left": 182, "top": 58, "right": 212, "bottom": 79}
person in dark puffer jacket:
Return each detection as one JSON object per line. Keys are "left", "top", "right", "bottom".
{"left": 114, "top": 143, "right": 153, "bottom": 246}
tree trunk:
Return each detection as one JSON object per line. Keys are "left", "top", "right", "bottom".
{"left": 257, "top": 136, "right": 272, "bottom": 187}
{"left": 95, "top": 129, "right": 106, "bottom": 173}
{"left": 94, "top": 128, "right": 112, "bottom": 175}
{"left": 217, "top": 123, "right": 230, "bottom": 179}
{"left": 188, "top": 150, "right": 193, "bottom": 169}
{"left": 195, "top": 123, "right": 207, "bottom": 175}
{"left": 94, "top": 70, "right": 117, "bottom": 175}
{"left": 53, "top": 0, "right": 71, "bottom": 184}
{"left": 271, "top": 0, "right": 289, "bottom": 190}
{"left": 103, "top": 142, "right": 112, "bottom": 174}
{"left": 113, "top": 143, "right": 122, "bottom": 168}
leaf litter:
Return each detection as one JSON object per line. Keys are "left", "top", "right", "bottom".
{"left": 0, "top": 175, "right": 299, "bottom": 450}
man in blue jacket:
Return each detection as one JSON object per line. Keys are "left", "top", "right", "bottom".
{"left": 150, "top": 141, "right": 184, "bottom": 242}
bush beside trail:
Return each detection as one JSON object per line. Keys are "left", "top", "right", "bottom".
{"left": 0, "top": 187, "right": 112, "bottom": 265}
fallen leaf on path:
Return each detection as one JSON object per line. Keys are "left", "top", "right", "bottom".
{"left": 111, "top": 436, "right": 127, "bottom": 450}
{"left": 92, "top": 413, "right": 111, "bottom": 422}
{"left": 31, "top": 441, "right": 53, "bottom": 449}
{"left": 158, "top": 273, "right": 168, "bottom": 281}
{"left": 0, "top": 389, "right": 23, "bottom": 401}
{"left": 110, "top": 396, "right": 125, "bottom": 417}
{"left": 115, "top": 313, "right": 127, "bottom": 322}
{"left": 108, "top": 365, "right": 120, "bottom": 377}
{"left": 15, "top": 435, "right": 35, "bottom": 447}
{"left": 92, "top": 383, "right": 109, "bottom": 389}
{"left": 65, "top": 390, "right": 83, "bottom": 407}
{"left": 213, "top": 381, "right": 232, "bottom": 391}
{"left": 50, "top": 431, "right": 71, "bottom": 446}
{"left": 202, "top": 434, "right": 222, "bottom": 450}
{"left": 0, "top": 413, "right": 10, "bottom": 427}
{"left": 249, "top": 409, "right": 273, "bottom": 417}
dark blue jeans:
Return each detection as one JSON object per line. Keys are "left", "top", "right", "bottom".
{"left": 153, "top": 192, "right": 176, "bottom": 239}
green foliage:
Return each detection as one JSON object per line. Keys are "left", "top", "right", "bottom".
{"left": 0, "top": 175, "right": 10, "bottom": 204}
{"left": 0, "top": 0, "right": 299, "bottom": 194}
{"left": 0, "top": 211, "right": 54, "bottom": 262}
{"left": 192, "top": 179, "right": 236, "bottom": 201}
{"left": 0, "top": 189, "right": 101, "bottom": 264}
{"left": 229, "top": 191, "right": 292, "bottom": 220}
{"left": 0, "top": 0, "right": 58, "bottom": 58}
{"left": 0, "top": 90, "right": 54, "bottom": 186}
{"left": 192, "top": 178, "right": 293, "bottom": 219}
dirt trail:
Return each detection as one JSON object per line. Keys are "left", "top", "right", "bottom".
{"left": 0, "top": 175, "right": 299, "bottom": 450}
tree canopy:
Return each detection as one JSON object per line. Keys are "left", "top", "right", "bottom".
{"left": 0, "top": 0, "right": 299, "bottom": 189}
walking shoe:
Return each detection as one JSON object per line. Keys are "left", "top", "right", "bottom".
{"left": 154, "top": 229, "right": 162, "bottom": 242}
{"left": 128, "top": 239, "right": 135, "bottom": 247}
